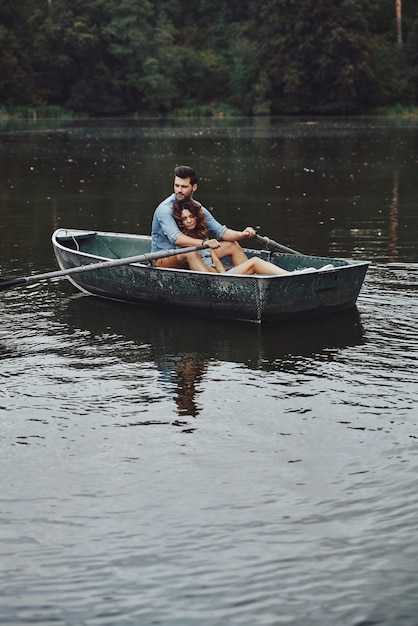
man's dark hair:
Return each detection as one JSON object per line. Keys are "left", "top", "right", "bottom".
{"left": 174, "top": 165, "right": 198, "bottom": 186}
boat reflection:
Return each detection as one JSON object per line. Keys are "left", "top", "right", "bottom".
{"left": 62, "top": 296, "right": 365, "bottom": 418}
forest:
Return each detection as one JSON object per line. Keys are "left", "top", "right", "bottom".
{"left": 1, "top": 0, "right": 418, "bottom": 117}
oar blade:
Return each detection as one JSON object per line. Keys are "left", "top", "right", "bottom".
{"left": 0, "top": 277, "right": 28, "bottom": 292}
{"left": 0, "top": 278, "right": 27, "bottom": 291}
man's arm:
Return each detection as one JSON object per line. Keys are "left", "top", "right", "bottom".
{"left": 202, "top": 208, "right": 256, "bottom": 243}
{"left": 175, "top": 232, "right": 220, "bottom": 249}
{"left": 221, "top": 227, "right": 256, "bottom": 241}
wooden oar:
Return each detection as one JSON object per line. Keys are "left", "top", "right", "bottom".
{"left": 255, "top": 234, "right": 302, "bottom": 255}
{"left": 0, "top": 244, "right": 209, "bottom": 293}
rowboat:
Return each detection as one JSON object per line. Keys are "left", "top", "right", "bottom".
{"left": 52, "top": 228, "right": 369, "bottom": 323}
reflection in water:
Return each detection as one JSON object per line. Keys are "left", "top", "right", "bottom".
{"left": 2, "top": 119, "right": 418, "bottom": 626}
{"left": 61, "top": 295, "right": 365, "bottom": 418}
{"left": 388, "top": 171, "right": 399, "bottom": 263}
{"left": 174, "top": 353, "right": 207, "bottom": 419}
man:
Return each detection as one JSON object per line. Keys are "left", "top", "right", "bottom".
{"left": 151, "top": 165, "right": 256, "bottom": 269}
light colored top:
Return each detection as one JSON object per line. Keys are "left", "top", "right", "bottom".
{"left": 199, "top": 249, "right": 236, "bottom": 274}
{"left": 199, "top": 248, "right": 215, "bottom": 268}
{"left": 151, "top": 194, "right": 227, "bottom": 252}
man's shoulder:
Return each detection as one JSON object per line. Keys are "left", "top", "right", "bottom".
{"left": 155, "top": 193, "right": 175, "bottom": 213}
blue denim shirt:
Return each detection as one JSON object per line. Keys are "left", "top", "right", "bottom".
{"left": 151, "top": 193, "right": 227, "bottom": 252}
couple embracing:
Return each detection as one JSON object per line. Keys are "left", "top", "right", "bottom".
{"left": 151, "top": 165, "right": 289, "bottom": 276}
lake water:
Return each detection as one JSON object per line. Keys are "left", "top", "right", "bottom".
{"left": 1, "top": 117, "right": 418, "bottom": 625}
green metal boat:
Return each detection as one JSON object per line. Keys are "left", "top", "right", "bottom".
{"left": 52, "top": 228, "right": 369, "bottom": 323}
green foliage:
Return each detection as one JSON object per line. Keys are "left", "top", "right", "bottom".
{"left": 256, "top": 0, "right": 379, "bottom": 114}
{"left": 35, "top": 0, "right": 118, "bottom": 114}
{"left": 404, "top": 16, "right": 418, "bottom": 104}
{"left": 0, "top": 0, "right": 46, "bottom": 106}
{"left": 227, "top": 35, "right": 259, "bottom": 115}
{"left": 1, "top": 0, "right": 418, "bottom": 116}
{"left": 360, "top": 0, "right": 417, "bottom": 41}
{"left": 0, "top": 105, "right": 77, "bottom": 119}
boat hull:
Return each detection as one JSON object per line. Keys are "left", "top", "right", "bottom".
{"left": 52, "top": 229, "right": 369, "bottom": 323}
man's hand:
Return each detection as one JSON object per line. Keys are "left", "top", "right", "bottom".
{"left": 241, "top": 227, "right": 256, "bottom": 238}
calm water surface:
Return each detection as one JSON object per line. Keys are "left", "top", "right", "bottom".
{"left": 1, "top": 117, "right": 418, "bottom": 625}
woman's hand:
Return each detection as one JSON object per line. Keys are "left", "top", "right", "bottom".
{"left": 204, "top": 238, "right": 221, "bottom": 249}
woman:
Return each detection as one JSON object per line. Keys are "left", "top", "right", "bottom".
{"left": 173, "top": 199, "right": 290, "bottom": 276}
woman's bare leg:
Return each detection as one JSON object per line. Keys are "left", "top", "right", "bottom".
{"left": 234, "top": 257, "right": 289, "bottom": 275}
{"left": 183, "top": 251, "right": 216, "bottom": 272}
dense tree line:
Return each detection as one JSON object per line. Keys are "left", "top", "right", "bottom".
{"left": 1, "top": 0, "right": 418, "bottom": 116}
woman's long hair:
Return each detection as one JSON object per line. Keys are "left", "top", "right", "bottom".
{"left": 173, "top": 198, "right": 208, "bottom": 239}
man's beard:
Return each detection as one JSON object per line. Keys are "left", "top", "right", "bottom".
{"left": 175, "top": 192, "right": 192, "bottom": 201}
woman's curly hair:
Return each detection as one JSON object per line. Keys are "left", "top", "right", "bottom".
{"left": 173, "top": 198, "right": 208, "bottom": 239}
